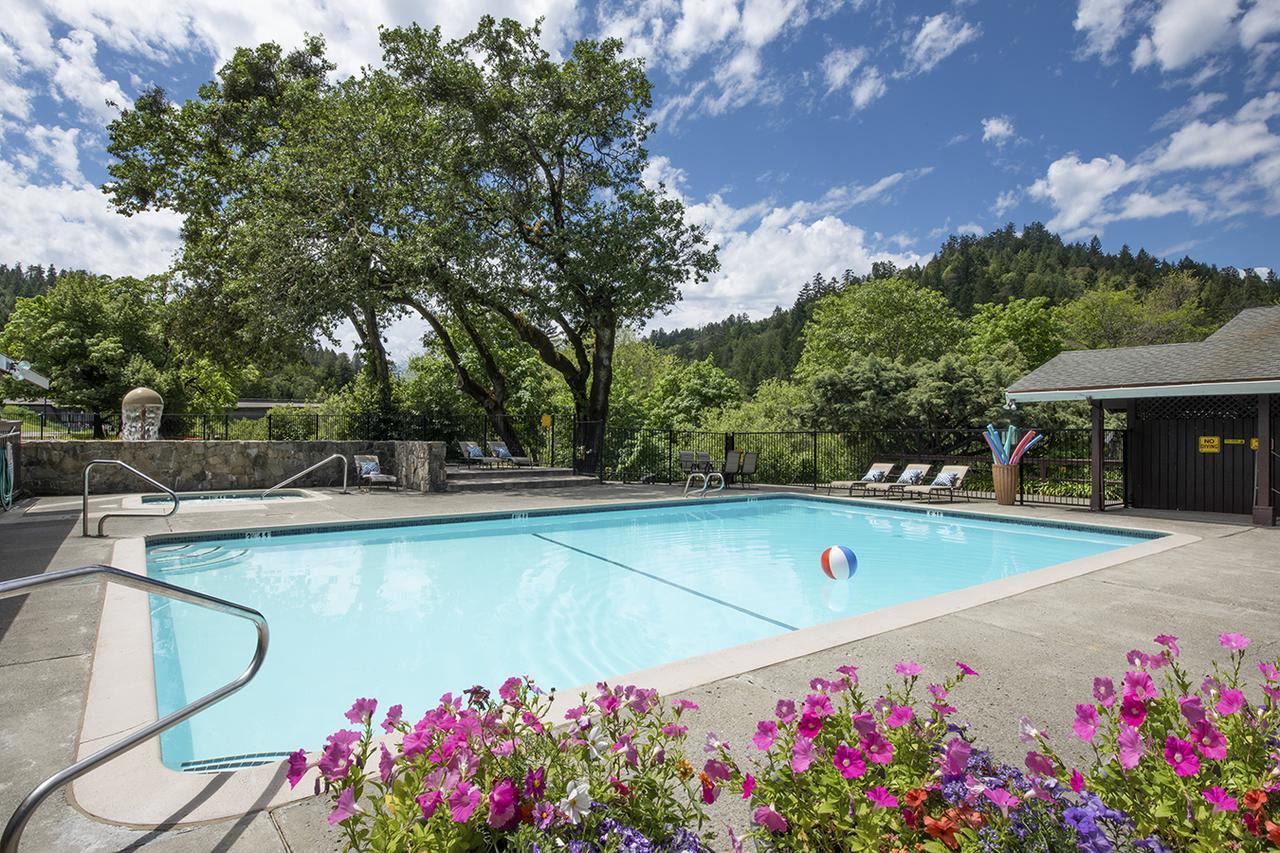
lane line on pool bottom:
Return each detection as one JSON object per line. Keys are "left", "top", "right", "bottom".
{"left": 530, "top": 533, "right": 798, "bottom": 632}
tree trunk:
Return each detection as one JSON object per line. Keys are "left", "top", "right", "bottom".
{"left": 360, "top": 302, "right": 394, "bottom": 413}
{"left": 576, "top": 318, "right": 616, "bottom": 476}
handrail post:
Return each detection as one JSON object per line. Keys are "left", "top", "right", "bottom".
{"left": 263, "top": 453, "right": 348, "bottom": 497}
{"left": 83, "top": 460, "right": 180, "bottom": 537}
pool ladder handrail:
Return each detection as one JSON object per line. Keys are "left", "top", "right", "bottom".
{"left": 683, "top": 471, "right": 725, "bottom": 497}
{"left": 83, "top": 460, "right": 180, "bottom": 537}
{"left": 0, "top": 564, "right": 269, "bottom": 853}
{"left": 263, "top": 453, "right": 348, "bottom": 497}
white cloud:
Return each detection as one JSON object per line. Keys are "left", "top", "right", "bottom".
{"left": 1153, "top": 117, "right": 1280, "bottom": 171}
{"left": 991, "top": 188, "right": 1020, "bottom": 217}
{"left": 981, "top": 115, "right": 1015, "bottom": 145}
{"left": 1152, "top": 91, "right": 1227, "bottom": 129}
{"left": 903, "top": 12, "right": 981, "bottom": 75}
{"left": 849, "top": 67, "right": 886, "bottom": 110}
{"left": 1237, "top": 91, "right": 1280, "bottom": 122}
{"left": 50, "top": 30, "right": 129, "bottom": 123}
{"left": 1074, "top": 0, "right": 1134, "bottom": 60}
{"left": 1239, "top": 0, "right": 1280, "bottom": 50}
{"left": 956, "top": 222, "right": 984, "bottom": 236}
{"left": 1028, "top": 154, "right": 1148, "bottom": 236}
{"left": 1132, "top": 0, "right": 1241, "bottom": 71}
{"left": 821, "top": 46, "right": 866, "bottom": 92}
{"left": 25, "top": 124, "right": 83, "bottom": 183}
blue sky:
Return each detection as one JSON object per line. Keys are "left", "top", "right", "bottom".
{"left": 2, "top": 0, "right": 1278, "bottom": 355}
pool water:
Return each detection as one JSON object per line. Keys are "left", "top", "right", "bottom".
{"left": 146, "top": 496, "right": 1153, "bottom": 769}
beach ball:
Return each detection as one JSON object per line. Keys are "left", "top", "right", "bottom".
{"left": 820, "top": 545, "right": 858, "bottom": 581}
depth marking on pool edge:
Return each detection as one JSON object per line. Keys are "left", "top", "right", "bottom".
{"left": 530, "top": 533, "right": 798, "bottom": 633}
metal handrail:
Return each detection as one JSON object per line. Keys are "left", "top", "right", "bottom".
{"left": 0, "top": 564, "right": 269, "bottom": 853}
{"left": 263, "top": 453, "right": 348, "bottom": 497}
{"left": 83, "top": 460, "right": 180, "bottom": 537}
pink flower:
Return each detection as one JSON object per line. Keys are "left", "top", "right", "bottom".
{"left": 499, "top": 677, "right": 522, "bottom": 704}
{"left": 1073, "top": 704, "right": 1099, "bottom": 742}
{"left": 1123, "top": 671, "right": 1156, "bottom": 702}
{"left": 1118, "top": 726, "right": 1145, "bottom": 769}
{"left": 941, "top": 737, "right": 971, "bottom": 777}
{"left": 1127, "top": 649, "right": 1150, "bottom": 668}
{"left": 742, "top": 774, "right": 755, "bottom": 799}
{"left": 1154, "top": 634, "right": 1180, "bottom": 657}
{"left": 895, "top": 661, "right": 922, "bottom": 677}
{"left": 867, "top": 786, "right": 898, "bottom": 808}
{"left": 1164, "top": 736, "right": 1201, "bottom": 777}
{"left": 344, "top": 697, "right": 377, "bottom": 725}
{"left": 753, "top": 805, "right": 788, "bottom": 834}
{"left": 704, "top": 759, "right": 732, "bottom": 782}
{"left": 836, "top": 664, "right": 859, "bottom": 683}
{"left": 1018, "top": 716, "right": 1046, "bottom": 743}
{"left": 1220, "top": 632, "right": 1250, "bottom": 650}
{"left": 1179, "top": 695, "right": 1206, "bottom": 726}
{"left": 851, "top": 712, "right": 877, "bottom": 737}
{"left": 448, "top": 781, "right": 482, "bottom": 822}
{"left": 524, "top": 767, "right": 546, "bottom": 799}
{"left": 662, "top": 723, "right": 688, "bottom": 738}
{"left": 317, "top": 730, "right": 360, "bottom": 781}
{"left": 1260, "top": 662, "right": 1280, "bottom": 682}
{"left": 797, "top": 712, "right": 823, "bottom": 739}
{"left": 886, "top": 705, "right": 914, "bottom": 728}
{"left": 804, "top": 694, "right": 834, "bottom": 718}
{"left": 627, "top": 687, "right": 659, "bottom": 713}
{"left": 327, "top": 787, "right": 357, "bottom": 825}
{"left": 594, "top": 693, "right": 620, "bottom": 716}
{"left": 1120, "top": 696, "right": 1147, "bottom": 728}
{"left": 861, "top": 732, "right": 894, "bottom": 765}
{"left": 809, "top": 677, "right": 831, "bottom": 692}
{"left": 1203, "top": 786, "right": 1238, "bottom": 812}
{"left": 832, "top": 744, "right": 866, "bottom": 779}
{"left": 1025, "top": 751, "right": 1054, "bottom": 778}
{"left": 522, "top": 710, "right": 546, "bottom": 734}
{"left": 378, "top": 743, "right": 395, "bottom": 784}
{"left": 417, "top": 790, "right": 442, "bottom": 820}
{"left": 402, "top": 726, "right": 431, "bottom": 759}
{"left": 564, "top": 704, "right": 588, "bottom": 722}
{"left": 753, "top": 719, "right": 778, "bottom": 750}
{"left": 775, "top": 699, "right": 797, "bottom": 724}
{"left": 673, "top": 698, "right": 699, "bottom": 712}
{"left": 1216, "top": 689, "right": 1245, "bottom": 716}
{"left": 956, "top": 661, "right": 979, "bottom": 676}
{"left": 1189, "top": 720, "right": 1227, "bottom": 760}
{"left": 1069, "top": 769, "right": 1085, "bottom": 793}
{"left": 1093, "top": 677, "right": 1116, "bottom": 709}
{"left": 790, "top": 738, "right": 815, "bottom": 773}
{"left": 487, "top": 778, "right": 517, "bottom": 829}
{"left": 984, "top": 787, "right": 1020, "bottom": 817}
{"left": 380, "top": 704, "right": 403, "bottom": 733}
{"left": 285, "top": 749, "right": 309, "bottom": 789}
{"left": 928, "top": 683, "right": 949, "bottom": 700}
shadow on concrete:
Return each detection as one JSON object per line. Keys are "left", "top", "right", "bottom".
{"left": 0, "top": 514, "right": 80, "bottom": 644}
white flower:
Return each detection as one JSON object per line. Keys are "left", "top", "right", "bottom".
{"left": 559, "top": 778, "right": 591, "bottom": 825}
{"left": 1018, "top": 715, "right": 1043, "bottom": 743}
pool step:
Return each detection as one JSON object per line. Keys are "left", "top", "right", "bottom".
{"left": 446, "top": 468, "right": 599, "bottom": 492}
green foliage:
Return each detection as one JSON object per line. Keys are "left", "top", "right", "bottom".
{"left": 0, "top": 263, "right": 74, "bottom": 328}
{"left": 961, "top": 297, "right": 1063, "bottom": 369}
{"left": 702, "top": 379, "right": 809, "bottom": 433}
{"left": 1057, "top": 272, "right": 1212, "bottom": 350}
{"left": 644, "top": 358, "right": 742, "bottom": 429}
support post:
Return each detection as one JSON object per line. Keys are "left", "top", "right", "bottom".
{"left": 1255, "top": 394, "right": 1275, "bottom": 526}
{"left": 1090, "top": 400, "right": 1105, "bottom": 512}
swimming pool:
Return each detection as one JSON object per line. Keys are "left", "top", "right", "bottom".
{"left": 145, "top": 495, "right": 1158, "bottom": 771}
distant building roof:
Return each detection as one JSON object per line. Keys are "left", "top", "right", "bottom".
{"left": 1006, "top": 305, "right": 1280, "bottom": 402}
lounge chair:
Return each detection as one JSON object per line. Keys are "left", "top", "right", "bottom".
{"left": 903, "top": 465, "right": 970, "bottom": 502}
{"left": 720, "top": 450, "right": 742, "bottom": 484}
{"left": 487, "top": 439, "right": 533, "bottom": 467}
{"left": 828, "top": 462, "right": 894, "bottom": 496}
{"left": 458, "top": 440, "right": 492, "bottom": 467}
{"left": 354, "top": 454, "right": 399, "bottom": 491}
{"left": 737, "top": 451, "right": 758, "bottom": 488}
{"left": 862, "top": 463, "right": 932, "bottom": 499}
{"left": 677, "top": 450, "right": 699, "bottom": 477}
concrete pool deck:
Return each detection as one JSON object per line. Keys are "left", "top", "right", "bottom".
{"left": 1, "top": 484, "right": 1277, "bottom": 850}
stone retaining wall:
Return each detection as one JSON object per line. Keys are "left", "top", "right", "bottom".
{"left": 18, "top": 440, "right": 446, "bottom": 496}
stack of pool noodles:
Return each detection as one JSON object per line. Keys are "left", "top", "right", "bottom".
{"left": 983, "top": 424, "right": 1042, "bottom": 466}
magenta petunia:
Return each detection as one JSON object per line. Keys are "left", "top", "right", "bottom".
{"left": 285, "top": 748, "right": 309, "bottom": 789}
{"left": 753, "top": 719, "right": 778, "bottom": 750}
{"left": 1189, "top": 720, "right": 1227, "bottom": 760}
{"left": 790, "top": 738, "right": 815, "bottom": 773}
{"left": 1259, "top": 662, "right": 1280, "bottom": 682}
{"left": 1153, "top": 634, "right": 1180, "bottom": 657}
{"left": 867, "top": 786, "right": 899, "bottom": 808}
{"left": 378, "top": 743, "right": 395, "bottom": 784}
{"left": 895, "top": 661, "right": 922, "bottom": 677}
{"left": 804, "top": 693, "right": 834, "bottom": 718}
{"left": 327, "top": 787, "right": 357, "bottom": 825}
{"left": 662, "top": 723, "right": 688, "bottom": 738}
{"left": 851, "top": 712, "right": 877, "bottom": 737}
{"left": 941, "top": 737, "right": 971, "bottom": 777}
{"left": 1069, "top": 769, "right": 1085, "bottom": 793}
{"left": 1179, "top": 695, "right": 1206, "bottom": 726}
{"left": 1073, "top": 704, "right": 1099, "bottom": 743}
{"left": 1120, "top": 695, "right": 1147, "bottom": 728}
{"left": 499, "top": 677, "right": 522, "bottom": 704}
{"left": 753, "top": 805, "right": 788, "bottom": 834}
{"left": 564, "top": 704, "right": 589, "bottom": 722}
{"left": 673, "top": 698, "right": 700, "bottom": 712}
{"left": 1117, "top": 726, "right": 1145, "bottom": 770}
{"left": 1216, "top": 688, "right": 1246, "bottom": 716}
{"left": 1018, "top": 716, "right": 1046, "bottom": 743}
{"left": 1025, "top": 751, "right": 1054, "bottom": 778}
{"left": 832, "top": 744, "right": 866, "bottom": 779}
{"left": 1219, "top": 632, "right": 1251, "bottom": 650}
{"left": 317, "top": 730, "right": 361, "bottom": 781}
{"left": 1202, "top": 786, "right": 1238, "bottom": 812}
{"left": 594, "top": 693, "right": 620, "bottom": 716}
{"left": 742, "top": 773, "right": 755, "bottom": 799}
{"left": 809, "top": 677, "right": 830, "bottom": 692}
{"left": 797, "top": 712, "right": 823, "bottom": 739}
{"left": 704, "top": 758, "right": 732, "bottom": 782}
{"left": 1123, "top": 671, "right": 1156, "bottom": 702}
{"left": 487, "top": 778, "right": 518, "bottom": 829}
{"left": 522, "top": 710, "right": 546, "bottom": 734}
{"left": 417, "top": 790, "right": 442, "bottom": 820}
{"left": 775, "top": 698, "right": 797, "bottom": 724}
{"left": 380, "top": 703, "right": 403, "bottom": 733}
{"left": 956, "top": 661, "right": 978, "bottom": 677}
{"left": 1164, "top": 736, "right": 1201, "bottom": 777}
{"left": 1092, "top": 677, "right": 1116, "bottom": 709}
{"left": 983, "top": 787, "right": 1020, "bottom": 816}
{"left": 344, "top": 697, "right": 377, "bottom": 726}
{"left": 886, "top": 705, "right": 914, "bottom": 728}
{"left": 836, "top": 664, "right": 860, "bottom": 683}
{"left": 861, "top": 731, "right": 894, "bottom": 765}
{"left": 1126, "top": 649, "right": 1149, "bottom": 668}
{"left": 449, "top": 781, "right": 482, "bottom": 823}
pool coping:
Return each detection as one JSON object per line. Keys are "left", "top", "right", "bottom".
{"left": 120, "top": 488, "right": 329, "bottom": 512}
{"left": 72, "top": 495, "right": 1197, "bottom": 827}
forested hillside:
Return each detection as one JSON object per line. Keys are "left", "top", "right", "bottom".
{"left": 0, "top": 263, "right": 74, "bottom": 327}
{"left": 648, "top": 223, "right": 1278, "bottom": 392}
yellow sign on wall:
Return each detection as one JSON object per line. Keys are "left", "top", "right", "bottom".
{"left": 540, "top": 414, "right": 553, "bottom": 429}
{"left": 1198, "top": 436, "right": 1221, "bottom": 453}
{"left": 1251, "top": 437, "right": 1260, "bottom": 450}
{"left": 1224, "top": 438, "right": 1245, "bottom": 446}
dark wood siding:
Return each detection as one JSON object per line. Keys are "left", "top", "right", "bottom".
{"left": 1130, "top": 416, "right": 1255, "bottom": 513}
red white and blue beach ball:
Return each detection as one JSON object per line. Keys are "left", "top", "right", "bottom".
{"left": 820, "top": 545, "right": 858, "bottom": 581}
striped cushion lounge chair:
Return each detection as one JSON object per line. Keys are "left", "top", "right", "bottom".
{"left": 828, "top": 462, "right": 894, "bottom": 496}
{"left": 863, "top": 464, "right": 932, "bottom": 499}
{"left": 903, "top": 465, "right": 970, "bottom": 502}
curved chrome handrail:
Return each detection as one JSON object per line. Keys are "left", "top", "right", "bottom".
{"left": 83, "top": 460, "right": 180, "bottom": 537}
{"left": 263, "top": 453, "right": 348, "bottom": 497}
{"left": 0, "top": 564, "right": 269, "bottom": 853}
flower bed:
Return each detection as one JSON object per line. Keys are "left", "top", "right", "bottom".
{"left": 296, "top": 633, "right": 1280, "bottom": 851}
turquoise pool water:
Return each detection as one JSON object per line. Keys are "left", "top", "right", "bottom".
{"left": 145, "top": 496, "right": 1153, "bottom": 770}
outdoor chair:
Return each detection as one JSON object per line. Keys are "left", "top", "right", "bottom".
{"left": 737, "top": 451, "right": 758, "bottom": 488}
{"left": 458, "top": 440, "right": 493, "bottom": 467}
{"left": 677, "top": 450, "right": 698, "bottom": 476}
{"left": 486, "top": 439, "right": 533, "bottom": 468}
{"left": 720, "top": 450, "right": 742, "bottom": 484}
{"left": 828, "top": 462, "right": 894, "bottom": 496}
{"left": 354, "top": 454, "right": 399, "bottom": 492}
{"left": 903, "top": 465, "right": 970, "bottom": 503}
{"left": 694, "top": 451, "right": 712, "bottom": 473}
{"left": 862, "top": 463, "right": 932, "bottom": 499}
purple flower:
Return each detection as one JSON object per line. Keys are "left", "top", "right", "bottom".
{"left": 1018, "top": 716, "right": 1046, "bottom": 743}
{"left": 886, "top": 705, "right": 914, "bottom": 728}
{"left": 327, "top": 787, "right": 357, "bottom": 825}
{"left": 317, "top": 730, "right": 360, "bottom": 781}
{"left": 1164, "top": 736, "right": 1200, "bottom": 777}
{"left": 753, "top": 719, "right": 778, "bottom": 750}
{"left": 867, "top": 786, "right": 898, "bottom": 808}
{"left": 524, "top": 767, "right": 546, "bottom": 800}
{"left": 704, "top": 758, "right": 732, "bottom": 782}
{"left": 753, "top": 805, "right": 788, "bottom": 834}
{"left": 487, "top": 778, "right": 518, "bottom": 829}
{"left": 1154, "top": 634, "right": 1180, "bottom": 657}
{"left": 1219, "top": 632, "right": 1250, "bottom": 650}
{"left": 662, "top": 724, "right": 688, "bottom": 738}
{"left": 1073, "top": 704, "right": 1099, "bottom": 743}
{"left": 378, "top": 743, "right": 395, "bottom": 784}
{"left": 594, "top": 693, "right": 620, "bottom": 716}
{"left": 797, "top": 712, "right": 823, "bottom": 739}
{"left": 1118, "top": 726, "right": 1145, "bottom": 769}
{"left": 803, "top": 693, "right": 833, "bottom": 718}
{"left": 941, "top": 738, "right": 971, "bottom": 777}
{"left": 1189, "top": 720, "right": 1227, "bottom": 761}
{"left": 673, "top": 698, "right": 699, "bottom": 712}
{"left": 531, "top": 800, "right": 557, "bottom": 830}
{"left": 499, "top": 677, "right": 522, "bottom": 704}
{"left": 851, "top": 712, "right": 877, "bottom": 737}
{"left": 380, "top": 704, "right": 403, "bottom": 733}
{"left": 1179, "top": 695, "right": 1206, "bottom": 726}
{"left": 1120, "top": 695, "right": 1147, "bottom": 728}
{"left": 1216, "top": 689, "right": 1245, "bottom": 716}
{"left": 956, "top": 661, "right": 978, "bottom": 676}
{"left": 984, "top": 787, "right": 1020, "bottom": 817}
{"left": 285, "top": 749, "right": 308, "bottom": 789}
{"left": 344, "top": 697, "right": 377, "bottom": 725}
{"left": 836, "top": 663, "right": 859, "bottom": 683}
{"left": 1202, "top": 786, "right": 1237, "bottom": 812}
{"left": 1259, "top": 662, "right": 1280, "bottom": 682}
{"left": 775, "top": 699, "right": 796, "bottom": 724}
{"left": 1025, "top": 751, "right": 1054, "bottom": 778}
{"left": 895, "top": 661, "right": 922, "bottom": 677}
{"left": 861, "top": 732, "right": 894, "bottom": 765}
{"left": 417, "top": 790, "right": 442, "bottom": 820}
{"left": 1123, "top": 671, "right": 1156, "bottom": 702}
{"left": 1093, "top": 677, "right": 1116, "bottom": 709}
{"left": 449, "top": 781, "right": 482, "bottom": 822}
{"left": 790, "top": 738, "right": 815, "bottom": 773}
{"left": 742, "top": 773, "right": 755, "bottom": 799}
{"left": 832, "top": 744, "right": 866, "bottom": 779}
